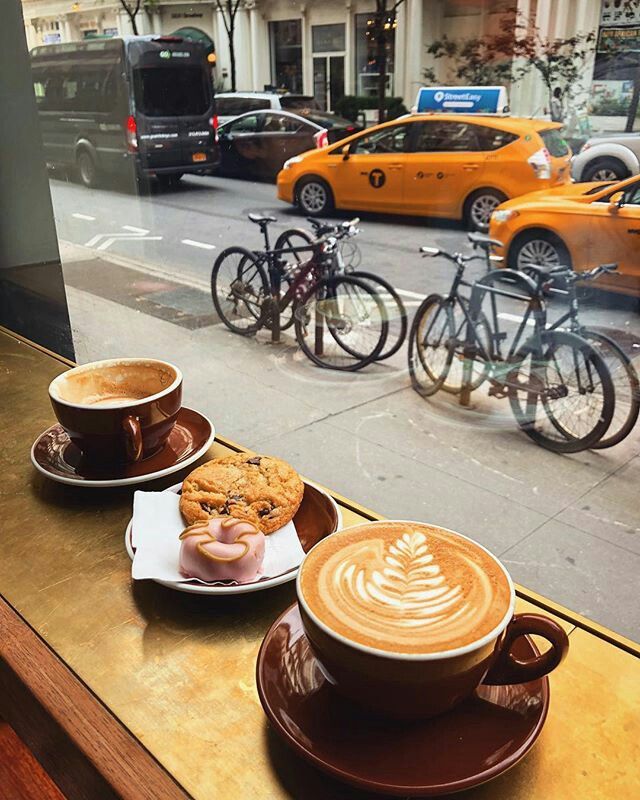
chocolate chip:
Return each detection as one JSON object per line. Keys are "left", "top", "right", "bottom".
{"left": 258, "top": 508, "right": 270, "bottom": 517}
{"left": 247, "top": 456, "right": 262, "bottom": 465}
{"left": 201, "top": 503, "right": 214, "bottom": 514}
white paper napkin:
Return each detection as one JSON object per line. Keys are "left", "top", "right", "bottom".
{"left": 130, "top": 490, "right": 305, "bottom": 585}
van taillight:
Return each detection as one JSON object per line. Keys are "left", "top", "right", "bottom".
{"left": 125, "top": 115, "right": 138, "bottom": 152}
{"left": 210, "top": 115, "right": 219, "bottom": 143}
{"left": 314, "top": 129, "right": 328, "bottom": 148}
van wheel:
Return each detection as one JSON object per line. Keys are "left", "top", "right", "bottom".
{"left": 77, "top": 149, "right": 98, "bottom": 188}
{"left": 464, "top": 189, "right": 506, "bottom": 232}
{"left": 582, "top": 157, "right": 627, "bottom": 183}
{"left": 509, "top": 231, "right": 571, "bottom": 271}
{"left": 296, "top": 176, "right": 334, "bottom": 216}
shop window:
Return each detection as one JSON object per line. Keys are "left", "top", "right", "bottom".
{"left": 354, "top": 12, "right": 395, "bottom": 97}
{"left": 269, "top": 20, "right": 303, "bottom": 93}
{"left": 312, "top": 24, "right": 345, "bottom": 52}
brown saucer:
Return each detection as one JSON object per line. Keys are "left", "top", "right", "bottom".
{"left": 31, "top": 407, "right": 214, "bottom": 487}
{"left": 257, "top": 604, "right": 550, "bottom": 796}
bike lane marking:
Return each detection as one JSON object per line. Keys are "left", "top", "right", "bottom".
{"left": 181, "top": 239, "right": 217, "bottom": 250}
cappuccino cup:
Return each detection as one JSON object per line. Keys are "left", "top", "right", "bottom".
{"left": 296, "top": 520, "right": 568, "bottom": 720}
{"left": 49, "top": 358, "right": 182, "bottom": 465}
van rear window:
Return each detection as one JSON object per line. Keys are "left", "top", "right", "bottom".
{"left": 133, "top": 67, "right": 209, "bottom": 116}
{"left": 540, "top": 128, "right": 569, "bottom": 157}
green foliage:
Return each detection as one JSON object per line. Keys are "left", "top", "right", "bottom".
{"left": 591, "top": 96, "right": 640, "bottom": 117}
{"left": 423, "top": 34, "right": 516, "bottom": 86}
{"left": 334, "top": 95, "right": 408, "bottom": 122}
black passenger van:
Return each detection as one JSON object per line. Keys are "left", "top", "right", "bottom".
{"left": 30, "top": 36, "right": 219, "bottom": 188}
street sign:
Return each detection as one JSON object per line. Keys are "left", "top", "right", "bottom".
{"left": 415, "top": 86, "right": 509, "bottom": 115}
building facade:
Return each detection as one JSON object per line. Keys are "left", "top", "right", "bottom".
{"left": 20, "top": 0, "right": 636, "bottom": 127}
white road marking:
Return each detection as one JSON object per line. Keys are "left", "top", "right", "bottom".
{"left": 395, "top": 288, "right": 425, "bottom": 300}
{"left": 181, "top": 239, "right": 216, "bottom": 250}
{"left": 122, "top": 225, "right": 150, "bottom": 235}
{"left": 84, "top": 232, "right": 163, "bottom": 251}
{"left": 72, "top": 212, "right": 96, "bottom": 221}
{"left": 498, "top": 312, "right": 534, "bottom": 327}
{"left": 97, "top": 236, "right": 162, "bottom": 252}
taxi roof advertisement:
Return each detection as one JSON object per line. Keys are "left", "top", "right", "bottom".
{"left": 416, "top": 86, "right": 509, "bottom": 114}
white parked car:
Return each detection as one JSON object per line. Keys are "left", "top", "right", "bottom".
{"left": 215, "top": 92, "right": 321, "bottom": 125}
{"left": 571, "top": 133, "right": 640, "bottom": 182}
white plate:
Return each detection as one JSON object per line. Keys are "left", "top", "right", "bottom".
{"left": 125, "top": 480, "right": 342, "bottom": 595}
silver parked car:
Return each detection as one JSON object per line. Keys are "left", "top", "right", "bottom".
{"left": 571, "top": 132, "right": 640, "bottom": 182}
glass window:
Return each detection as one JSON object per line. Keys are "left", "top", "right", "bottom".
{"left": 623, "top": 180, "right": 640, "bottom": 205}
{"left": 217, "top": 97, "right": 272, "bottom": 114}
{"left": 539, "top": 128, "right": 570, "bottom": 157}
{"left": 270, "top": 20, "right": 303, "bottom": 93}
{"left": 312, "top": 24, "right": 346, "bottom": 52}
{"left": 351, "top": 124, "right": 408, "bottom": 154}
{"left": 227, "top": 114, "right": 261, "bottom": 133}
{"left": 412, "top": 121, "right": 480, "bottom": 152}
{"left": 261, "top": 113, "right": 307, "bottom": 133}
{"left": 355, "top": 12, "right": 395, "bottom": 97}
{"left": 133, "top": 66, "right": 208, "bottom": 116}
{"left": 474, "top": 125, "right": 519, "bottom": 151}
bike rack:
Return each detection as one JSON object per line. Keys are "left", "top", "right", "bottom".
{"left": 459, "top": 269, "right": 544, "bottom": 407}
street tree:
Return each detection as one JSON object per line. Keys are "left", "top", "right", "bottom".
{"left": 423, "top": 34, "right": 516, "bottom": 86}
{"left": 117, "top": 0, "right": 157, "bottom": 37}
{"left": 368, "top": 0, "right": 405, "bottom": 123}
{"left": 215, "top": 0, "right": 243, "bottom": 92}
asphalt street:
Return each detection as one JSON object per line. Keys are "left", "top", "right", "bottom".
{"left": 50, "top": 171, "right": 640, "bottom": 339}
{"left": 50, "top": 171, "right": 640, "bottom": 640}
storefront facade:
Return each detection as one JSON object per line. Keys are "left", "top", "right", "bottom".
{"left": 19, "top": 0, "right": 635, "bottom": 126}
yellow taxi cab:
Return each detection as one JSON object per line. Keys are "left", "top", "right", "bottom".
{"left": 489, "top": 174, "right": 640, "bottom": 294}
{"left": 276, "top": 113, "right": 571, "bottom": 231}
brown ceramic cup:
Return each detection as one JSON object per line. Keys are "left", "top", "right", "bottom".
{"left": 296, "top": 521, "right": 569, "bottom": 720}
{"left": 49, "top": 358, "right": 182, "bottom": 465}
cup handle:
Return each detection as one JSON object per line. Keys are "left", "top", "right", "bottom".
{"left": 122, "top": 415, "right": 143, "bottom": 462}
{"left": 483, "top": 613, "right": 569, "bottom": 685}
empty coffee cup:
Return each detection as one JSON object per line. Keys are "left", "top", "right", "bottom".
{"left": 297, "top": 520, "right": 569, "bottom": 719}
{"left": 49, "top": 358, "right": 182, "bottom": 465}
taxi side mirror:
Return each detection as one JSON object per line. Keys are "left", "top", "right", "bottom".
{"left": 342, "top": 143, "right": 351, "bottom": 161}
{"left": 608, "top": 191, "right": 624, "bottom": 211}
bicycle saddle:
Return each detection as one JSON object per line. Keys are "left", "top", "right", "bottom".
{"left": 248, "top": 213, "right": 277, "bottom": 225}
{"left": 468, "top": 232, "right": 503, "bottom": 249}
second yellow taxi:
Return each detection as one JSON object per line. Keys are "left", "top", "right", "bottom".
{"left": 276, "top": 113, "right": 571, "bottom": 231}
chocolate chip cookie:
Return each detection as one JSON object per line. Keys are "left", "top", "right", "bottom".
{"left": 179, "top": 454, "right": 304, "bottom": 534}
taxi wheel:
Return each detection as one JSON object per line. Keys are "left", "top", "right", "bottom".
{"left": 464, "top": 189, "right": 506, "bottom": 232}
{"left": 296, "top": 176, "right": 334, "bottom": 216}
{"left": 510, "top": 231, "right": 571, "bottom": 271}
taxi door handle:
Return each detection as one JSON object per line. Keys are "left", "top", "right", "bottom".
{"left": 463, "top": 163, "right": 479, "bottom": 171}
{"left": 389, "top": 163, "right": 403, "bottom": 170}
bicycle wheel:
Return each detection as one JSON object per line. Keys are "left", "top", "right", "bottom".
{"left": 274, "top": 228, "right": 314, "bottom": 267}
{"left": 581, "top": 329, "right": 640, "bottom": 449}
{"left": 211, "top": 247, "right": 269, "bottom": 335}
{"left": 350, "top": 271, "right": 407, "bottom": 359}
{"left": 507, "top": 330, "right": 614, "bottom": 453}
{"left": 294, "top": 275, "right": 388, "bottom": 371}
{"left": 408, "top": 294, "right": 455, "bottom": 397}
{"left": 441, "top": 297, "right": 492, "bottom": 394}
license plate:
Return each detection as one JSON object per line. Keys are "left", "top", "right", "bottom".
{"left": 192, "top": 152, "right": 206, "bottom": 163}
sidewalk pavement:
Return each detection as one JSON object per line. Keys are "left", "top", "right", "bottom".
{"left": 60, "top": 240, "right": 640, "bottom": 641}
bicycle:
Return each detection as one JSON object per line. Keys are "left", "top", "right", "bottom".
{"left": 522, "top": 262, "right": 640, "bottom": 450}
{"left": 408, "top": 246, "right": 615, "bottom": 453}
{"left": 274, "top": 217, "right": 408, "bottom": 360}
{"left": 211, "top": 214, "right": 389, "bottom": 372}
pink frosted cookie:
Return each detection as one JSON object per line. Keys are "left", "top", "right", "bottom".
{"left": 179, "top": 517, "right": 265, "bottom": 583}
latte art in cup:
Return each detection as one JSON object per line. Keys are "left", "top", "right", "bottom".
{"left": 299, "top": 522, "right": 512, "bottom": 655}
